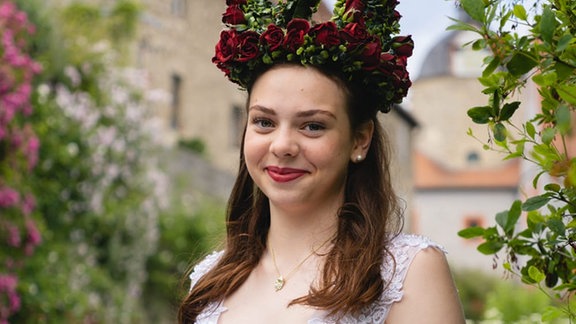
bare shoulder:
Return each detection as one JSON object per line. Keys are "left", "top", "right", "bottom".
{"left": 385, "top": 246, "right": 465, "bottom": 324}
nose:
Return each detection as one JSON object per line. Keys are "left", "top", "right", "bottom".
{"left": 269, "top": 127, "right": 299, "bottom": 158}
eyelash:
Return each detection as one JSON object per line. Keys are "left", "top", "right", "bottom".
{"left": 250, "top": 117, "right": 326, "bottom": 134}
{"left": 252, "top": 117, "right": 274, "bottom": 128}
{"left": 303, "top": 122, "right": 325, "bottom": 132}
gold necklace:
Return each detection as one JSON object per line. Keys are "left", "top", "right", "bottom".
{"left": 270, "top": 238, "right": 332, "bottom": 292}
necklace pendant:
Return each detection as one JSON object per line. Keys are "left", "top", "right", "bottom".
{"left": 274, "top": 276, "right": 285, "bottom": 291}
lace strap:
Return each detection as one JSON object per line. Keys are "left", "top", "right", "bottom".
{"left": 383, "top": 234, "right": 446, "bottom": 302}
{"left": 189, "top": 250, "right": 224, "bottom": 291}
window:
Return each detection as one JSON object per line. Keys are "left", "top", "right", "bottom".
{"left": 467, "top": 151, "right": 480, "bottom": 164}
{"left": 462, "top": 215, "right": 485, "bottom": 242}
{"left": 170, "top": 74, "right": 182, "bottom": 130}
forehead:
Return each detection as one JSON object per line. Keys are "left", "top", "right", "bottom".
{"left": 248, "top": 65, "right": 348, "bottom": 116}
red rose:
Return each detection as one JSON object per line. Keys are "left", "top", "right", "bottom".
{"left": 226, "top": 0, "right": 246, "bottom": 5}
{"left": 391, "top": 35, "right": 414, "bottom": 57}
{"left": 345, "top": 0, "right": 365, "bottom": 13}
{"left": 340, "top": 22, "right": 368, "bottom": 48}
{"left": 360, "top": 39, "right": 382, "bottom": 71}
{"left": 283, "top": 18, "right": 310, "bottom": 51}
{"left": 260, "top": 24, "right": 284, "bottom": 51}
{"left": 309, "top": 22, "right": 340, "bottom": 47}
{"left": 222, "top": 5, "right": 246, "bottom": 25}
{"left": 237, "top": 31, "right": 260, "bottom": 62}
{"left": 213, "top": 29, "right": 239, "bottom": 66}
{"left": 344, "top": 0, "right": 365, "bottom": 21}
{"left": 391, "top": 56, "right": 410, "bottom": 88}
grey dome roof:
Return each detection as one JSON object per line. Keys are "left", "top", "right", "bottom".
{"left": 417, "top": 8, "right": 475, "bottom": 80}
{"left": 417, "top": 32, "right": 456, "bottom": 79}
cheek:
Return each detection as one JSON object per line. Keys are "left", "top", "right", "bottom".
{"left": 308, "top": 137, "right": 353, "bottom": 166}
{"left": 243, "top": 133, "right": 266, "bottom": 168}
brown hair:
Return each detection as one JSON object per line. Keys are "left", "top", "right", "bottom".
{"left": 178, "top": 64, "right": 403, "bottom": 323}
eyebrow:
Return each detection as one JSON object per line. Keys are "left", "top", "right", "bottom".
{"left": 248, "top": 105, "right": 337, "bottom": 119}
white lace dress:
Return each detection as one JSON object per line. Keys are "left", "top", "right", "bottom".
{"left": 189, "top": 233, "right": 445, "bottom": 324}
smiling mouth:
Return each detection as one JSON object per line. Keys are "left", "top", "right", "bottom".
{"left": 265, "top": 166, "right": 308, "bottom": 183}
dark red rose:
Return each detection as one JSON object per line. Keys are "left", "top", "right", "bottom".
{"left": 260, "top": 24, "right": 284, "bottom": 51}
{"left": 344, "top": 0, "right": 365, "bottom": 21}
{"left": 237, "top": 31, "right": 260, "bottom": 62}
{"left": 380, "top": 53, "right": 395, "bottom": 62}
{"left": 222, "top": 5, "right": 246, "bottom": 25}
{"left": 340, "top": 22, "right": 368, "bottom": 48}
{"left": 391, "top": 56, "right": 410, "bottom": 88}
{"left": 345, "top": 0, "right": 365, "bottom": 12}
{"left": 391, "top": 35, "right": 414, "bottom": 57}
{"left": 213, "top": 29, "right": 239, "bottom": 66}
{"left": 360, "top": 39, "right": 382, "bottom": 71}
{"left": 376, "top": 53, "right": 396, "bottom": 75}
{"left": 283, "top": 18, "right": 310, "bottom": 51}
{"left": 286, "top": 18, "right": 310, "bottom": 34}
{"left": 226, "top": 0, "right": 246, "bottom": 5}
{"left": 308, "top": 22, "right": 340, "bottom": 47}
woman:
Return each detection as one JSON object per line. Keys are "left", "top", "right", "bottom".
{"left": 179, "top": 0, "right": 465, "bottom": 323}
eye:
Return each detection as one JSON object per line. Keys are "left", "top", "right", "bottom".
{"left": 302, "top": 122, "right": 325, "bottom": 133}
{"left": 252, "top": 117, "right": 275, "bottom": 129}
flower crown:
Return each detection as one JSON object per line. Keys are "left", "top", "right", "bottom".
{"left": 213, "top": 0, "right": 413, "bottom": 113}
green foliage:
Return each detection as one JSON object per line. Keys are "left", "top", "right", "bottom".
{"left": 454, "top": 269, "right": 564, "bottom": 322}
{"left": 453, "top": 269, "right": 499, "bottom": 320}
{"left": 178, "top": 137, "right": 207, "bottom": 155}
{"left": 484, "top": 281, "right": 559, "bottom": 323}
{"left": 143, "top": 194, "right": 225, "bottom": 322}
{"left": 5, "top": 0, "right": 175, "bottom": 322}
{"left": 451, "top": 0, "right": 576, "bottom": 320}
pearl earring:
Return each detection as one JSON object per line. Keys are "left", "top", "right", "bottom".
{"left": 355, "top": 155, "right": 363, "bottom": 162}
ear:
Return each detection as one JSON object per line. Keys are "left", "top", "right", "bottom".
{"left": 350, "top": 120, "right": 374, "bottom": 163}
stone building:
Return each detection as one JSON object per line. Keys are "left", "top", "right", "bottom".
{"left": 407, "top": 13, "right": 539, "bottom": 271}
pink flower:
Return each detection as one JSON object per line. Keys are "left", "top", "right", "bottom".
{"left": 0, "top": 187, "right": 20, "bottom": 208}
{"left": 0, "top": 2, "right": 16, "bottom": 20}
{"left": 25, "top": 135, "right": 39, "bottom": 169}
{"left": 0, "top": 274, "right": 20, "bottom": 314}
{"left": 26, "top": 219, "right": 41, "bottom": 247}
{"left": 5, "top": 224, "right": 21, "bottom": 247}
{"left": 22, "top": 194, "right": 36, "bottom": 216}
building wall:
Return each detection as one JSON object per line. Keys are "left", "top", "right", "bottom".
{"left": 408, "top": 27, "right": 532, "bottom": 272}
{"left": 413, "top": 188, "right": 518, "bottom": 271}
{"left": 137, "top": 0, "right": 246, "bottom": 171}
{"left": 381, "top": 111, "right": 417, "bottom": 231}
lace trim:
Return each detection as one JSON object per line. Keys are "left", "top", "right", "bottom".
{"left": 189, "top": 250, "right": 224, "bottom": 291}
{"left": 190, "top": 234, "right": 444, "bottom": 323}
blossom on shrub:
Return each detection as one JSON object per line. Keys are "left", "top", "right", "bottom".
{"left": 0, "top": 1, "right": 42, "bottom": 322}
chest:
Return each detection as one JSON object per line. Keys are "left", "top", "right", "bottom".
{"left": 218, "top": 265, "right": 325, "bottom": 324}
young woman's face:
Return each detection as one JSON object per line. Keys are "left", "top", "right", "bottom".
{"left": 244, "top": 65, "right": 364, "bottom": 211}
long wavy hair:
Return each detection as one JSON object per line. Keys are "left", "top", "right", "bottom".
{"left": 178, "top": 64, "right": 403, "bottom": 323}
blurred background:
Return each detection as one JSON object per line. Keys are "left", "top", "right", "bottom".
{"left": 0, "top": 0, "right": 557, "bottom": 323}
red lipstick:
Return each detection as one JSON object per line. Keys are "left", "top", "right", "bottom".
{"left": 266, "top": 166, "right": 307, "bottom": 183}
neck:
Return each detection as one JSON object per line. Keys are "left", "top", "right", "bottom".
{"left": 266, "top": 201, "right": 339, "bottom": 260}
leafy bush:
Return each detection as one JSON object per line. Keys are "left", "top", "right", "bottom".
{"left": 0, "top": 1, "right": 42, "bottom": 321}
{"left": 5, "top": 0, "right": 170, "bottom": 322}
{"left": 451, "top": 0, "right": 576, "bottom": 320}
{"left": 143, "top": 192, "right": 225, "bottom": 323}
{"left": 178, "top": 138, "right": 207, "bottom": 155}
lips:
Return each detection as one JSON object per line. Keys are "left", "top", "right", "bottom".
{"left": 265, "top": 166, "right": 308, "bottom": 183}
